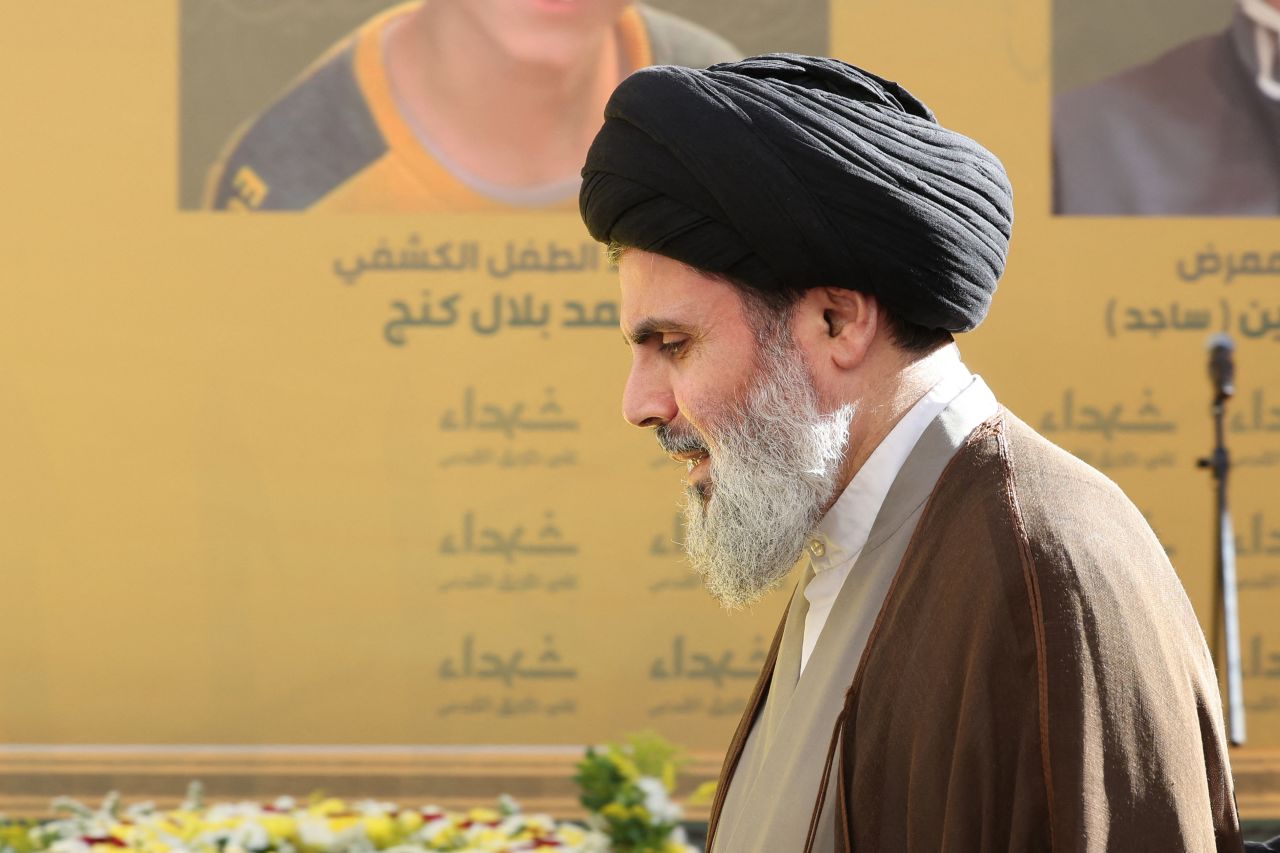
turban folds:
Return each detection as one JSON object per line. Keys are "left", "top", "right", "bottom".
{"left": 579, "top": 54, "right": 1013, "bottom": 332}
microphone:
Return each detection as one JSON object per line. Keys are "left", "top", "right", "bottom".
{"left": 1208, "top": 333, "right": 1235, "bottom": 401}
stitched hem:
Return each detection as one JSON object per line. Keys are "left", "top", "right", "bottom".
{"left": 994, "top": 411, "right": 1057, "bottom": 851}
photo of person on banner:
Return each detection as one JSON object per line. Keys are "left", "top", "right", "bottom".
{"left": 203, "top": 0, "right": 739, "bottom": 212}
{"left": 1053, "top": 0, "right": 1280, "bottom": 216}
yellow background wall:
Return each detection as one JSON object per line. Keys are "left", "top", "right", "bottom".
{"left": 1, "top": 0, "right": 1278, "bottom": 787}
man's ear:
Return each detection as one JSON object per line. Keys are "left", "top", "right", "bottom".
{"left": 805, "top": 286, "right": 879, "bottom": 370}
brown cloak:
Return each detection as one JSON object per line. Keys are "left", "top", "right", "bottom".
{"left": 707, "top": 409, "right": 1242, "bottom": 852}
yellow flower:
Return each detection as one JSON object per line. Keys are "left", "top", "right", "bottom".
{"left": 465, "top": 807, "right": 499, "bottom": 825}
{"left": 395, "top": 811, "right": 423, "bottom": 834}
{"left": 467, "top": 827, "right": 508, "bottom": 846}
{"left": 156, "top": 813, "right": 198, "bottom": 841}
{"left": 326, "top": 816, "right": 360, "bottom": 834}
{"left": 360, "top": 815, "right": 396, "bottom": 847}
{"left": 425, "top": 824, "right": 462, "bottom": 847}
{"left": 258, "top": 815, "right": 297, "bottom": 844}
{"left": 606, "top": 751, "right": 640, "bottom": 781}
{"left": 687, "top": 781, "right": 718, "bottom": 806}
{"left": 661, "top": 761, "right": 677, "bottom": 793}
{"left": 558, "top": 825, "right": 586, "bottom": 844}
{"left": 309, "top": 799, "right": 347, "bottom": 817}
{"left": 600, "top": 803, "right": 629, "bottom": 821}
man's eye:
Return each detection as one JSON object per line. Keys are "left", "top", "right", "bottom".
{"left": 659, "top": 337, "right": 687, "bottom": 355}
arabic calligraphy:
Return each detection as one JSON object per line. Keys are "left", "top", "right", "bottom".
{"left": 333, "top": 237, "right": 481, "bottom": 284}
{"left": 439, "top": 511, "right": 579, "bottom": 562}
{"left": 333, "top": 237, "right": 601, "bottom": 285}
{"left": 485, "top": 241, "right": 602, "bottom": 278}
{"left": 1040, "top": 388, "right": 1177, "bottom": 440}
{"left": 648, "top": 635, "right": 767, "bottom": 687}
{"left": 384, "top": 292, "right": 620, "bottom": 345}
{"left": 436, "top": 696, "right": 577, "bottom": 718}
{"left": 1236, "top": 451, "right": 1280, "bottom": 468}
{"left": 1069, "top": 449, "right": 1178, "bottom": 472}
{"left": 1246, "top": 634, "right": 1280, "bottom": 680}
{"left": 439, "top": 387, "right": 579, "bottom": 438}
{"left": 649, "top": 574, "right": 701, "bottom": 594}
{"left": 1239, "top": 571, "right": 1280, "bottom": 591}
{"left": 1176, "top": 245, "right": 1280, "bottom": 284}
{"left": 1230, "top": 388, "right": 1280, "bottom": 433}
{"left": 1238, "top": 301, "right": 1280, "bottom": 339}
{"left": 1246, "top": 694, "right": 1280, "bottom": 714}
{"left": 437, "top": 570, "right": 579, "bottom": 594}
{"left": 1105, "top": 298, "right": 1280, "bottom": 340}
{"left": 646, "top": 695, "right": 748, "bottom": 719}
{"left": 1236, "top": 512, "right": 1280, "bottom": 558}
{"left": 438, "top": 634, "right": 579, "bottom": 686}
{"left": 1104, "top": 299, "right": 1215, "bottom": 338}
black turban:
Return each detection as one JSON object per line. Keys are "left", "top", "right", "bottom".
{"left": 579, "top": 54, "right": 1013, "bottom": 332}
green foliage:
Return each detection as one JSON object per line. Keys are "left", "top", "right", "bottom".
{"left": 574, "top": 746, "right": 628, "bottom": 813}
{"left": 618, "top": 731, "right": 686, "bottom": 782}
{"left": 574, "top": 732, "right": 690, "bottom": 853}
{"left": 0, "top": 820, "right": 37, "bottom": 853}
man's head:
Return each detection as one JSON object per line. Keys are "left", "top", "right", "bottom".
{"left": 618, "top": 247, "right": 951, "bottom": 607}
{"left": 584, "top": 55, "right": 1013, "bottom": 606}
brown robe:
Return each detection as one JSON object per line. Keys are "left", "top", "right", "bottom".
{"left": 707, "top": 409, "right": 1242, "bottom": 852}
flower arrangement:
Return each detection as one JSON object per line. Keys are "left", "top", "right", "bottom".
{"left": 573, "top": 732, "right": 702, "bottom": 853}
{"left": 0, "top": 735, "right": 706, "bottom": 853}
{"left": 2, "top": 786, "right": 603, "bottom": 853}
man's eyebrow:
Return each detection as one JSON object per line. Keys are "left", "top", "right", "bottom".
{"left": 621, "top": 317, "right": 698, "bottom": 346}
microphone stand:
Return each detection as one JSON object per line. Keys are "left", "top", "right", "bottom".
{"left": 1197, "top": 336, "right": 1245, "bottom": 746}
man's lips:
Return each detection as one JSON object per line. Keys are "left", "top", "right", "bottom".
{"left": 669, "top": 449, "right": 710, "bottom": 471}
{"left": 670, "top": 450, "right": 711, "bottom": 483}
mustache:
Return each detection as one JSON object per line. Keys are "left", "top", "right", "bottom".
{"left": 655, "top": 423, "right": 709, "bottom": 456}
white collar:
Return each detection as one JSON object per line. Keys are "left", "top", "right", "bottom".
{"left": 798, "top": 358, "right": 984, "bottom": 674}
{"left": 804, "top": 358, "right": 978, "bottom": 576}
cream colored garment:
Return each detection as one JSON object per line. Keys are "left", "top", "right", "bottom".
{"left": 800, "top": 361, "right": 978, "bottom": 673}
{"left": 710, "top": 377, "right": 999, "bottom": 853}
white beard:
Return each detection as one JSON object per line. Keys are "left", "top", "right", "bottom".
{"left": 658, "top": 336, "right": 854, "bottom": 609}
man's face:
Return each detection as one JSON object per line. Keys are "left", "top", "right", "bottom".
{"left": 620, "top": 251, "right": 854, "bottom": 608}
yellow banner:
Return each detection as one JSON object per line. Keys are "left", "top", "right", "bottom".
{"left": 0, "top": 0, "right": 1276, "bottom": 763}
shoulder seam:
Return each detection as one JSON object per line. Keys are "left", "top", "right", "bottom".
{"left": 994, "top": 412, "right": 1056, "bottom": 849}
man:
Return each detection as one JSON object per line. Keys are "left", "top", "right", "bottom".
{"left": 580, "top": 55, "right": 1243, "bottom": 850}
{"left": 1054, "top": 0, "right": 1280, "bottom": 215}
{"left": 204, "top": 0, "right": 738, "bottom": 211}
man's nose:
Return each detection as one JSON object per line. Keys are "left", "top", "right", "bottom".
{"left": 622, "top": 360, "right": 677, "bottom": 428}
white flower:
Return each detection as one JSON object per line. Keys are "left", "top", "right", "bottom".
{"left": 47, "top": 840, "right": 89, "bottom": 853}
{"left": 295, "top": 815, "right": 336, "bottom": 850}
{"left": 226, "top": 820, "right": 269, "bottom": 852}
{"left": 353, "top": 801, "right": 397, "bottom": 816}
{"left": 667, "top": 825, "right": 699, "bottom": 852}
{"left": 571, "top": 830, "right": 612, "bottom": 853}
{"left": 496, "top": 794, "right": 520, "bottom": 817}
{"left": 634, "top": 776, "right": 682, "bottom": 824}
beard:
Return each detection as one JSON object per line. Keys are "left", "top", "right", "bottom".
{"left": 657, "top": 334, "right": 854, "bottom": 609}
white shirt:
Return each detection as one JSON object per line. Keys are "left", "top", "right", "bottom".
{"left": 799, "top": 360, "right": 982, "bottom": 674}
